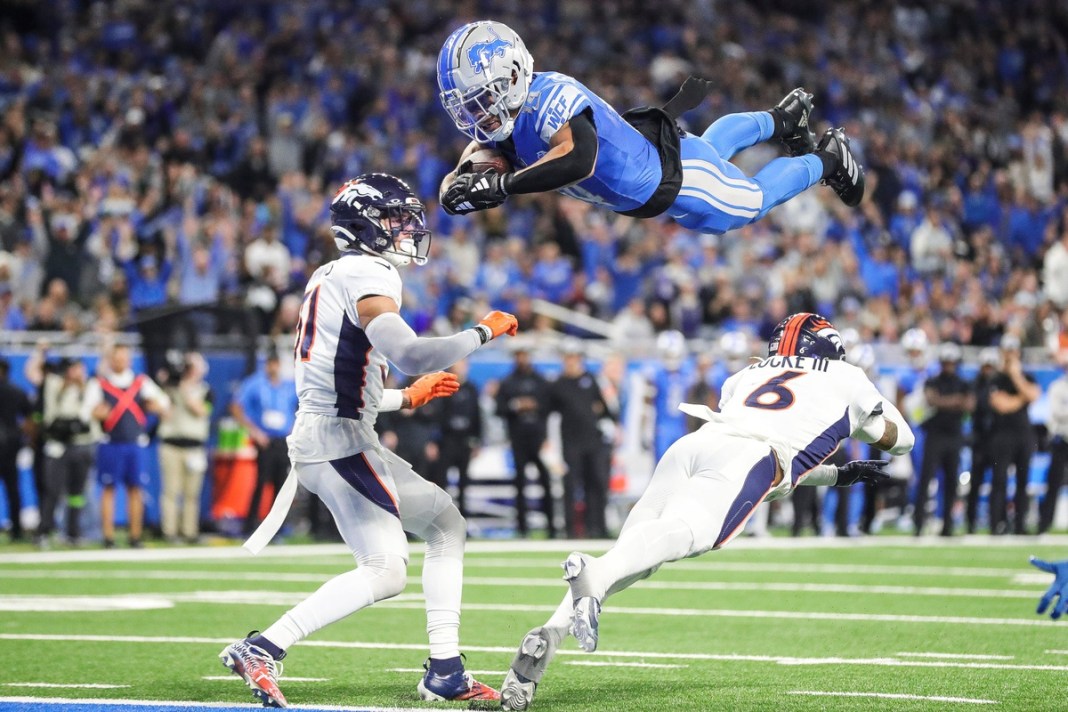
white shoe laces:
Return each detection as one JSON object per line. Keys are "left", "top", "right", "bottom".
{"left": 241, "top": 641, "right": 284, "bottom": 680}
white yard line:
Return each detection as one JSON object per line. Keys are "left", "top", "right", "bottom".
{"left": 564, "top": 661, "right": 687, "bottom": 668}
{"left": 789, "top": 691, "right": 998, "bottom": 705}
{"left": 0, "top": 570, "right": 1044, "bottom": 599}
{"left": 202, "top": 676, "right": 329, "bottom": 682}
{"left": 1, "top": 534, "right": 1065, "bottom": 565}
{"left": 896, "top": 652, "right": 1014, "bottom": 660}
{"left": 0, "top": 697, "right": 433, "bottom": 711}
{"left": 2, "top": 633, "right": 1065, "bottom": 671}
{"left": 2, "top": 683, "right": 130, "bottom": 689}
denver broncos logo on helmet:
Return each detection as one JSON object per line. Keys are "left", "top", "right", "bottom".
{"left": 333, "top": 180, "right": 383, "bottom": 207}
{"left": 467, "top": 29, "right": 512, "bottom": 75}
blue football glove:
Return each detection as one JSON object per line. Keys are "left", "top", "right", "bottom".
{"left": 440, "top": 170, "right": 508, "bottom": 215}
{"left": 835, "top": 459, "right": 891, "bottom": 487}
{"left": 1030, "top": 556, "right": 1068, "bottom": 619}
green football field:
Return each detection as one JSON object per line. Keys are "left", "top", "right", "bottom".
{"left": 1, "top": 537, "right": 1066, "bottom": 711}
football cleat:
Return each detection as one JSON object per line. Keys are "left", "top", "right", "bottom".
{"left": 219, "top": 633, "right": 287, "bottom": 708}
{"left": 817, "top": 127, "right": 865, "bottom": 207}
{"left": 501, "top": 627, "right": 562, "bottom": 711}
{"left": 563, "top": 552, "right": 602, "bottom": 653}
{"left": 417, "top": 660, "right": 501, "bottom": 702}
{"left": 772, "top": 88, "right": 817, "bottom": 157}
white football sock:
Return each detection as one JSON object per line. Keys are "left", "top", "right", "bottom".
{"left": 422, "top": 555, "right": 463, "bottom": 660}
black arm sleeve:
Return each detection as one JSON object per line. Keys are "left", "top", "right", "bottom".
{"left": 502, "top": 109, "right": 597, "bottom": 195}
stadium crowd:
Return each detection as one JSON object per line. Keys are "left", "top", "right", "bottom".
{"left": 1, "top": 0, "right": 1068, "bottom": 544}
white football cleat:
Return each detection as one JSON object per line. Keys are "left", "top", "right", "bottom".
{"left": 501, "top": 627, "right": 561, "bottom": 711}
{"left": 562, "top": 552, "right": 601, "bottom": 653}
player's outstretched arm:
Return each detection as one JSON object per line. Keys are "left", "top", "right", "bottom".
{"left": 499, "top": 111, "right": 598, "bottom": 195}
{"left": 1031, "top": 557, "right": 1068, "bottom": 620}
{"left": 360, "top": 296, "right": 517, "bottom": 375}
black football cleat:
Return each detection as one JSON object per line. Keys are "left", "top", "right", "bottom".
{"left": 817, "top": 127, "right": 865, "bottom": 207}
{"left": 773, "top": 88, "right": 817, "bottom": 157}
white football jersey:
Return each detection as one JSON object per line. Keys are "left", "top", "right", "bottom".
{"left": 685, "top": 355, "right": 892, "bottom": 499}
{"left": 287, "top": 252, "right": 402, "bottom": 462}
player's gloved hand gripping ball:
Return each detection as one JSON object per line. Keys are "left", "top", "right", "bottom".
{"left": 1030, "top": 557, "right": 1068, "bottom": 620}
{"left": 404, "top": 372, "right": 460, "bottom": 409}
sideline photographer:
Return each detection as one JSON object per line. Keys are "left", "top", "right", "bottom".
{"left": 38, "top": 357, "right": 97, "bottom": 546}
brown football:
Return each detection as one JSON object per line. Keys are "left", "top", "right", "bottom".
{"left": 462, "top": 148, "right": 512, "bottom": 175}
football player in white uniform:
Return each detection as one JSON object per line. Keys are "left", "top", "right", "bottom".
{"left": 500, "top": 313, "right": 914, "bottom": 711}
{"left": 220, "top": 173, "right": 516, "bottom": 707}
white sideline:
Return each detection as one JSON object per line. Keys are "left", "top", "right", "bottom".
{"left": 789, "top": 691, "right": 997, "bottom": 704}
{"left": 3, "top": 633, "right": 1067, "bottom": 671}
{"left": 896, "top": 652, "right": 1014, "bottom": 660}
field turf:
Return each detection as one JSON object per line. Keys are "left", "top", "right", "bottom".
{"left": 0, "top": 536, "right": 1065, "bottom": 711}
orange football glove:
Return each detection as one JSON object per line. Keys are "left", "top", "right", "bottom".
{"left": 479, "top": 310, "right": 519, "bottom": 339}
{"left": 404, "top": 372, "right": 460, "bottom": 409}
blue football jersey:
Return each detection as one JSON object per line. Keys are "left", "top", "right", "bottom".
{"left": 492, "top": 72, "right": 661, "bottom": 211}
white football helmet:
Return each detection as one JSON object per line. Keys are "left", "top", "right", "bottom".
{"left": 437, "top": 21, "right": 533, "bottom": 142}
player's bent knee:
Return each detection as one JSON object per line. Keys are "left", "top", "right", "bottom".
{"left": 428, "top": 504, "right": 467, "bottom": 559}
{"left": 358, "top": 552, "right": 408, "bottom": 601}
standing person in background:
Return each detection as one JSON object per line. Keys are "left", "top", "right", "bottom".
{"left": 989, "top": 335, "right": 1041, "bottom": 535}
{"left": 496, "top": 346, "right": 555, "bottom": 538}
{"left": 0, "top": 358, "right": 32, "bottom": 542}
{"left": 85, "top": 344, "right": 169, "bottom": 548}
{"left": 966, "top": 347, "right": 1002, "bottom": 533}
{"left": 158, "top": 352, "right": 213, "bottom": 544}
{"left": 38, "top": 358, "right": 95, "bottom": 547}
{"left": 230, "top": 349, "right": 298, "bottom": 536}
{"left": 431, "top": 359, "right": 482, "bottom": 518}
{"left": 1038, "top": 352, "right": 1068, "bottom": 534}
{"left": 548, "top": 343, "right": 612, "bottom": 538}
{"left": 913, "top": 342, "right": 974, "bottom": 537}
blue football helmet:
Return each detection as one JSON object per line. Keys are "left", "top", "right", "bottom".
{"left": 767, "top": 313, "right": 846, "bottom": 360}
{"left": 330, "top": 174, "right": 431, "bottom": 267}
{"left": 437, "top": 20, "right": 533, "bottom": 142}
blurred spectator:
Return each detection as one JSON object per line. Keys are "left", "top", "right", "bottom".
{"left": 158, "top": 353, "right": 213, "bottom": 543}
{"left": 1044, "top": 228, "right": 1068, "bottom": 309}
{"left": 37, "top": 357, "right": 95, "bottom": 547}
{"left": 966, "top": 347, "right": 1002, "bottom": 534}
{"left": 496, "top": 346, "right": 555, "bottom": 538}
{"left": 549, "top": 344, "right": 613, "bottom": 538}
{"left": 1039, "top": 353, "right": 1068, "bottom": 534}
{"left": 0, "top": 358, "right": 32, "bottom": 541}
{"left": 913, "top": 342, "right": 973, "bottom": 537}
{"left": 85, "top": 344, "right": 169, "bottom": 548}
{"left": 231, "top": 350, "right": 297, "bottom": 536}
{"left": 988, "top": 335, "right": 1041, "bottom": 535}
{"left": 430, "top": 359, "right": 482, "bottom": 518}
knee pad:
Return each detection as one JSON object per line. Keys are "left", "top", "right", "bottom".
{"left": 356, "top": 552, "right": 408, "bottom": 601}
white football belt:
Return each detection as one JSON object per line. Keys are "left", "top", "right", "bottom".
{"left": 243, "top": 467, "right": 300, "bottom": 555}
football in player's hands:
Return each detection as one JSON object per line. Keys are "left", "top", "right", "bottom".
{"left": 459, "top": 148, "right": 512, "bottom": 176}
